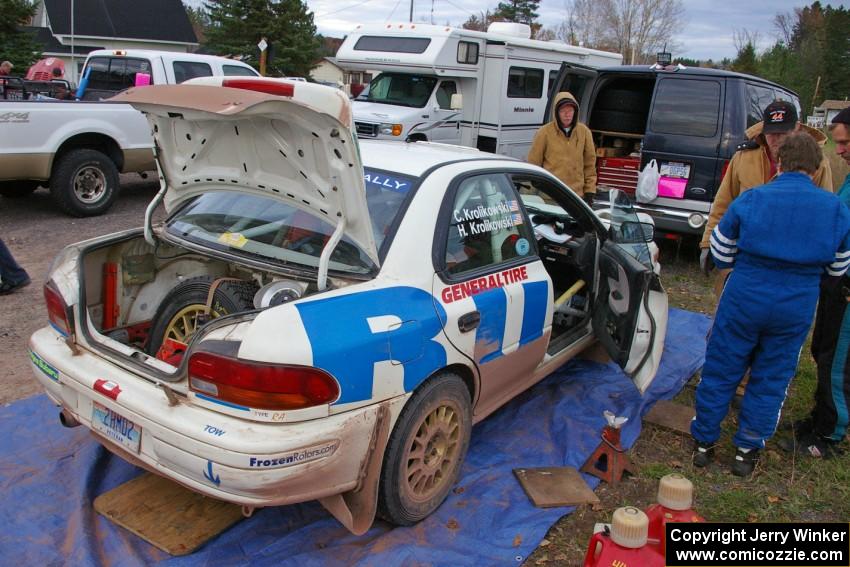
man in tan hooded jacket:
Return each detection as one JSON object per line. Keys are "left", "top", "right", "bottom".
{"left": 700, "top": 100, "right": 833, "bottom": 294}
{"left": 527, "top": 91, "right": 597, "bottom": 206}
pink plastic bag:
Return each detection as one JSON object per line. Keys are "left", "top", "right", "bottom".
{"left": 657, "top": 176, "right": 687, "bottom": 199}
{"left": 134, "top": 72, "right": 151, "bottom": 87}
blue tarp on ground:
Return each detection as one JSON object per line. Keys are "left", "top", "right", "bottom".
{"left": 0, "top": 308, "right": 710, "bottom": 566}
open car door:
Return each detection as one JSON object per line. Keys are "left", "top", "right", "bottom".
{"left": 592, "top": 191, "right": 668, "bottom": 393}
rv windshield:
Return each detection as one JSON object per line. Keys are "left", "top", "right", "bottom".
{"left": 356, "top": 73, "right": 437, "bottom": 108}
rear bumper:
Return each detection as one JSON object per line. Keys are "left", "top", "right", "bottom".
{"left": 594, "top": 195, "right": 709, "bottom": 236}
{"left": 28, "top": 326, "right": 395, "bottom": 507}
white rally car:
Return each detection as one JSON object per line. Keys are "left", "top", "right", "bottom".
{"left": 29, "top": 77, "right": 667, "bottom": 535}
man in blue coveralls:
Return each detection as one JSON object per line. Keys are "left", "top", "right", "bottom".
{"left": 691, "top": 132, "right": 850, "bottom": 476}
{"left": 782, "top": 107, "right": 850, "bottom": 458}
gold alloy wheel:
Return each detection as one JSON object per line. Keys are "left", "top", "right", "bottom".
{"left": 404, "top": 402, "right": 462, "bottom": 502}
{"left": 162, "top": 304, "right": 224, "bottom": 344}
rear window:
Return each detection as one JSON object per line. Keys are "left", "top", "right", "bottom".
{"left": 354, "top": 36, "right": 431, "bottom": 54}
{"left": 86, "top": 57, "right": 152, "bottom": 91}
{"left": 745, "top": 83, "right": 776, "bottom": 128}
{"left": 650, "top": 79, "right": 721, "bottom": 137}
{"left": 173, "top": 61, "right": 212, "bottom": 83}
{"left": 223, "top": 64, "right": 257, "bottom": 77}
{"left": 167, "top": 193, "right": 376, "bottom": 274}
{"left": 364, "top": 167, "right": 416, "bottom": 249}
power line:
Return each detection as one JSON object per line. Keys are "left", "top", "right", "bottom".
{"left": 386, "top": 0, "right": 404, "bottom": 22}
{"left": 440, "top": 0, "right": 476, "bottom": 18}
{"left": 316, "top": 0, "right": 378, "bottom": 19}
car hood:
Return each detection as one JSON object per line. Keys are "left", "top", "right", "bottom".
{"left": 111, "top": 79, "right": 379, "bottom": 266}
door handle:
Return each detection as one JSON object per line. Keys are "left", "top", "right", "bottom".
{"left": 458, "top": 311, "right": 481, "bottom": 333}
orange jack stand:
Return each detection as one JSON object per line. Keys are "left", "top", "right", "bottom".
{"left": 581, "top": 418, "right": 636, "bottom": 486}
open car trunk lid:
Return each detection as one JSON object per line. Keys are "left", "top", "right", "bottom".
{"left": 110, "top": 78, "right": 379, "bottom": 267}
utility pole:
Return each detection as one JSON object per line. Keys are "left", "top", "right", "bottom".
{"left": 811, "top": 75, "right": 821, "bottom": 116}
{"left": 409, "top": 0, "right": 413, "bottom": 22}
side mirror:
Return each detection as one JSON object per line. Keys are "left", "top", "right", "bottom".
{"left": 614, "top": 221, "right": 655, "bottom": 243}
{"left": 450, "top": 93, "right": 463, "bottom": 110}
{"left": 134, "top": 72, "right": 151, "bottom": 87}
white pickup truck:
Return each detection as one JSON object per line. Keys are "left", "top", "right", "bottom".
{"left": 0, "top": 50, "right": 258, "bottom": 216}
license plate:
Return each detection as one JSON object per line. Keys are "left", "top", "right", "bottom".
{"left": 660, "top": 162, "right": 691, "bottom": 178}
{"left": 91, "top": 402, "right": 142, "bottom": 453}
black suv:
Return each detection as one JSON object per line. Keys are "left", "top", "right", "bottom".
{"left": 547, "top": 64, "right": 801, "bottom": 236}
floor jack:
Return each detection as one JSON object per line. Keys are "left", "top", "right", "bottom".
{"left": 581, "top": 411, "right": 636, "bottom": 486}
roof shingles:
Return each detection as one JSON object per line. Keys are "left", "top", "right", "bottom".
{"left": 44, "top": 0, "right": 196, "bottom": 44}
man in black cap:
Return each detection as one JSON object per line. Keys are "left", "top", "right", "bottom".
{"left": 696, "top": 100, "right": 833, "bottom": 402}
{"left": 700, "top": 100, "right": 834, "bottom": 286}
{"left": 782, "top": 107, "right": 850, "bottom": 458}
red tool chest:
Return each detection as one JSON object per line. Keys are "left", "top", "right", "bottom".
{"left": 596, "top": 156, "right": 640, "bottom": 195}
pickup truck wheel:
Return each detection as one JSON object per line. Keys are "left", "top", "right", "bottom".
{"left": 0, "top": 181, "right": 40, "bottom": 198}
{"left": 146, "top": 276, "right": 258, "bottom": 356}
{"left": 377, "top": 372, "right": 471, "bottom": 525}
{"left": 50, "top": 149, "right": 119, "bottom": 217}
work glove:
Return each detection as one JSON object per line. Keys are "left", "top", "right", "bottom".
{"left": 582, "top": 192, "right": 595, "bottom": 208}
{"left": 699, "top": 248, "right": 714, "bottom": 275}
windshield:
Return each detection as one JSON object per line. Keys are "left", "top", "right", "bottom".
{"left": 167, "top": 192, "right": 376, "bottom": 274}
{"left": 355, "top": 73, "right": 436, "bottom": 108}
{"left": 599, "top": 189, "right": 654, "bottom": 268}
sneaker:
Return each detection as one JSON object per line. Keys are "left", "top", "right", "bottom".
{"left": 731, "top": 447, "right": 759, "bottom": 476}
{"left": 778, "top": 430, "right": 842, "bottom": 459}
{"left": 0, "top": 277, "right": 31, "bottom": 295}
{"left": 692, "top": 440, "right": 715, "bottom": 467}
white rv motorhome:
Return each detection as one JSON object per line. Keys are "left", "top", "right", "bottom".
{"left": 335, "top": 22, "right": 622, "bottom": 158}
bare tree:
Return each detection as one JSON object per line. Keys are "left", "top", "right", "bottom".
{"left": 773, "top": 11, "right": 793, "bottom": 45}
{"left": 599, "top": 0, "right": 685, "bottom": 64}
{"left": 557, "top": 0, "right": 605, "bottom": 47}
{"left": 535, "top": 27, "right": 556, "bottom": 40}
{"left": 732, "top": 29, "right": 761, "bottom": 53}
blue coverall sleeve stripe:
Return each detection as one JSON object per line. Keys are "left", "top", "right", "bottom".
{"left": 828, "top": 233, "right": 850, "bottom": 275}
{"left": 712, "top": 227, "right": 737, "bottom": 246}
{"left": 710, "top": 227, "right": 738, "bottom": 268}
{"left": 710, "top": 233, "right": 737, "bottom": 255}
{"left": 827, "top": 263, "right": 850, "bottom": 276}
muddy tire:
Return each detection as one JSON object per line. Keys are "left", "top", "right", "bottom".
{"left": 49, "top": 149, "right": 119, "bottom": 217}
{"left": 0, "top": 181, "right": 40, "bottom": 198}
{"left": 377, "top": 372, "right": 471, "bottom": 526}
{"left": 146, "top": 276, "right": 258, "bottom": 355}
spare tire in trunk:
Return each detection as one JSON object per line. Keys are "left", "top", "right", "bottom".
{"left": 146, "top": 275, "right": 258, "bottom": 357}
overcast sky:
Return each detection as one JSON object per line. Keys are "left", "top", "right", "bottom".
{"left": 188, "top": 1, "right": 847, "bottom": 61}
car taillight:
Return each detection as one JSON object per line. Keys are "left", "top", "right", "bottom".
{"left": 44, "top": 280, "right": 73, "bottom": 337}
{"left": 720, "top": 159, "right": 730, "bottom": 181}
{"left": 188, "top": 351, "right": 339, "bottom": 410}
{"left": 222, "top": 78, "right": 295, "bottom": 97}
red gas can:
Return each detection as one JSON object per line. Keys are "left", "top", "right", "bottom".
{"left": 583, "top": 506, "right": 664, "bottom": 567}
{"left": 646, "top": 473, "right": 705, "bottom": 555}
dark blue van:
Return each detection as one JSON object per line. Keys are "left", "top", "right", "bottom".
{"left": 548, "top": 64, "right": 801, "bottom": 236}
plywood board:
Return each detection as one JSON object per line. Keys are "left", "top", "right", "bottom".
{"left": 513, "top": 466, "right": 600, "bottom": 508}
{"left": 643, "top": 399, "right": 695, "bottom": 434}
{"left": 94, "top": 472, "right": 244, "bottom": 556}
